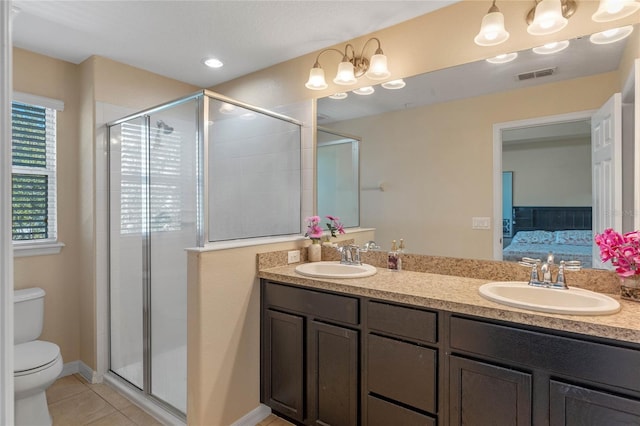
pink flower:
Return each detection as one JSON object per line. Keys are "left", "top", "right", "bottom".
{"left": 596, "top": 228, "right": 640, "bottom": 278}
{"left": 304, "top": 214, "right": 346, "bottom": 241}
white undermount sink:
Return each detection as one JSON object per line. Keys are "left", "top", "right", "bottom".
{"left": 479, "top": 281, "right": 621, "bottom": 316}
{"left": 295, "top": 261, "right": 377, "bottom": 279}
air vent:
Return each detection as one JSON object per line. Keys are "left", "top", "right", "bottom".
{"left": 517, "top": 67, "right": 557, "bottom": 81}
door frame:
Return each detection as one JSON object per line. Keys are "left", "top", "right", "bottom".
{"left": 492, "top": 110, "right": 595, "bottom": 261}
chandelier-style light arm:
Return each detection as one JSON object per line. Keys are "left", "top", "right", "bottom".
{"left": 311, "top": 48, "right": 348, "bottom": 68}
{"left": 356, "top": 37, "right": 384, "bottom": 60}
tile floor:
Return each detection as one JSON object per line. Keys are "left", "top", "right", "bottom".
{"left": 255, "top": 414, "right": 294, "bottom": 426}
{"left": 46, "top": 374, "right": 163, "bottom": 426}
{"left": 47, "top": 374, "right": 293, "bottom": 426}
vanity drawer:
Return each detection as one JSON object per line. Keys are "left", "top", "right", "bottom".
{"left": 367, "top": 300, "right": 437, "bottom": 343}
{"left": 450, "top": 315, "right": 640, "bottom": 393}
{"left": 264, "top": 282, "right": 359, "bottom": 325}
{"left": 367, "top": 395, "right": 436, "bottom": 426}
{"left": 367, "top": 334, "right": 437, "bottom": 413}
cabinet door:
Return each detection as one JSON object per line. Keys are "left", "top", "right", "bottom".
{"left": 309, "top": 321, "right": 359, "bottom": 426}
{"left": 263, "top": 309, "right": 305, "bottom": 422}
{"left": 449, "top": 356, "right": 532, "bottom": 426}
{"left": 550, "top": 380, "right": 640, "bottom": 426}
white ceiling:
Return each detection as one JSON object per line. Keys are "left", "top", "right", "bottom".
{"left": 11, "top": 0, "right": 458, "bottom": 88}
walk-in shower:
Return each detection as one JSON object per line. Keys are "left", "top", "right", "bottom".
{"left": 106, "top": 90, "right": 302, "bottom": 419}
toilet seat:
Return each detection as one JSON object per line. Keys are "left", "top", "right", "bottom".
{"left": 14, "top": 340, "right": 61, "bottom": 376}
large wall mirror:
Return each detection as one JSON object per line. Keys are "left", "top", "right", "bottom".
{"left": 317, "top": 25, "right": 638, "bottom": 269}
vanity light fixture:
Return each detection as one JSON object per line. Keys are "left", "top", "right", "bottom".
{"left": 305, "top": 38, "right": 390, "bottom": 90}
{"left": 532, "top": 40, "right": 570, "bottom": 54}
{"left": 590, "top": 25, "right": 634, "bottom": 44}
{"left": 592, "top": 0, "right": 640, "bottom": 22}
{"left": 486, "top": 52, "right": 518, "bottom": 64}
{"left": 353, "top": 86, "right": 375, "bottom": 95}
{"left": 328, "top": 92, "right": 349, "bottom": 100}
{"left": 526, "top": 0, "right": 577, "bottom": 36}
{"left": 202, "top": 57, "right": 224, "bottom": 68}
{"left": 474, "top": 0, "right": 510, "bottom": 46}
{"left": 381, "top": 79, "right": 406, "bottom": 90}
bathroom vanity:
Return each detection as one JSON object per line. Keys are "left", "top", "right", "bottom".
{"left": 258, "top": 265, "right": 640, "bottom": 426}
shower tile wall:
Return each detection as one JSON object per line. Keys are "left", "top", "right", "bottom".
{"left": 208, "top": 100, "right": 302, "bottom": 241}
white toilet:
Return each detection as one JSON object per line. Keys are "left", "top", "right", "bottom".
{"left": 14, "top": 288, "right": 63, "bottom": 426}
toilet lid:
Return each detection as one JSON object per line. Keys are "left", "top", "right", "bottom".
{"left": 14, "top": 340, "right": 60, "bottom": 373}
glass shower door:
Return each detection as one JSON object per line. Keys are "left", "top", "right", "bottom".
{"left": 148, "top": 102, "right": 198, "bottom": 413}
{"left": 109, "top": 116, "right": 146, "bottom": 389}
{"left": 108, "top": 97, "right": 199, "bottom": 416}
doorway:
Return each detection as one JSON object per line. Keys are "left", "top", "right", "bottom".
{"left": 492, "top": 111, "right": 595, "bottom": 263}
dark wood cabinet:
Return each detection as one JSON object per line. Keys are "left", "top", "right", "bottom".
{"left": 261, "top": 279, "right": 640, "bottom": 426}
{"left": 261, "top": 281, "right": 360, "bottom": 426}
{"left": 309, "top": 321, "right": 359, "bottom": 426}
{"left": 262, "top": 309, "right": 305, "bottom": 422}
{"left": 449, "top": 356, "right": 532, "bottom": 426}
{"left": 549, "top": 381, "right": 640, "bottom": 426}
{"left": 449, "top": 314, "right": 640, "bottom": 426}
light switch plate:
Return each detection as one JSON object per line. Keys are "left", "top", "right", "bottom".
{"left": 472, "top": 217, "right": 491, "bottom": 230}
{"left": 287, "top": 250, "right": 301, "bottom": 264}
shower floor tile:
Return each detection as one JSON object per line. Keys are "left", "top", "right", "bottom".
{"left": 47, "top": 374, "right": 162, "bottom": 426}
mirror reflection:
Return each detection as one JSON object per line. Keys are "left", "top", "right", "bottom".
{"left": 317, "top": 128, "right": 360, "bottom": 228}
{"left": 317, "top": 26, "right": 638, "bottom": 268}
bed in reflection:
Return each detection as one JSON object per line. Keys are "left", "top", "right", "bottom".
{"left": 503, "top": 207, "right": 593, "bottom": 268}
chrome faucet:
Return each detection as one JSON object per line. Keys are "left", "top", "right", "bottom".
{"left": 519, "top": 253, "right": 581, "bottom": 289}
{"left": 337, "top": 244, "right": 361, "bottom": 265}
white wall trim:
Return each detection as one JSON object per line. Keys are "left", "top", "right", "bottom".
{"left": 230, "top": 404, "right": 272, "bottom": 426}
{"left": 59, "top": 360, "right": 102, "bottom": 384}
{"left": 492, "top": 110, "right": 595, "bottom": 261}
{"left": 1, "top": 2, "right": 15, "bottom": 425}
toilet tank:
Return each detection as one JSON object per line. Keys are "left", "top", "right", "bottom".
{"left": 14, "top": 287, "right": 46, "bottom": 344}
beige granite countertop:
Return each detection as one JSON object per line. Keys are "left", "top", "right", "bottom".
{"left": 258, "top": 264, "right": 640, "bottom": 345}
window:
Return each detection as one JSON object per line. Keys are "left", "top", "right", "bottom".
{"left": 11, "top": 93, "right": 63, "bottom": 256}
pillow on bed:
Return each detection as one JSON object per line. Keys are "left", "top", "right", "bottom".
{"left": 555, "top": 230, "right": 593, "bottom": 246}
{"left": 512, "top": 230, "right": 555, "bottom": 245}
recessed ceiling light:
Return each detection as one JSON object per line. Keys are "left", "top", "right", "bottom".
{"left": 202, "top": 57, "right": 224, "bottom": 68}
{"left": 381, "top": 79, "right": 406, "bottom": 90}
{"left": 532, "top": 40, "right": 570, "bottom": 55}
{"left": 329, "top": 92, "right": 348, "bottom": 100}
{"left": 219, "top": 103, "right": 236, "bottom": 114}
{"left": 353, "top": 86, "right": 375, "bottom": 95}
{"left": 486, "top": 52, "right": 518, "bottom": 64}
{"left": 590, "top": 25, "right": 634, "bottom": 44}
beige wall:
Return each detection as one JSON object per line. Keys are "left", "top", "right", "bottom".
{"left": 325, "top": 72, "right": 618, "bottom": 260}
{"left": 187, "top": 231, "right": 374, "bottom": 426}
{"left": 12, "top": 48, "right": 82, "bottom": 364}
{"left": 12, "top": 48, "right": 199, "bottom": 371}
{"left": 503, "top": 137, "right": 592, "bottom": 206}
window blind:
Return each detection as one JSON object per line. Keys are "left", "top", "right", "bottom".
{"left": 11, "top": 101, "right": 57, "bottom": 241}
{"left": 119, "top": 121, "right": 183, "bottom": 234}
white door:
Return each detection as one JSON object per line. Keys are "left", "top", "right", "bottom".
{"left": 592, "top": 93, "right": 622, "bottom": 269}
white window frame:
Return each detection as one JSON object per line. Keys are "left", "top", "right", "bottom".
{"left": 11, "top": 92, "right": 64, "bottom": 257}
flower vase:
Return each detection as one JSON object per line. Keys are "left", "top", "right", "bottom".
{"left": 308, "top": 241, "right": 321, "bottom": 262}
{"left": 620, "top": 276, "right": 640, "bottom": 302}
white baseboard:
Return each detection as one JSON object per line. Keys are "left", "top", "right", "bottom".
{"left": 231, "top": 404, "right": 272, "bottom": 426}
{"left": 59, "top": 360, "right": 102, "bottom": 384}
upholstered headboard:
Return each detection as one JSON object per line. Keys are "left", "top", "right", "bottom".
{"left": 512, "top": 206, "right": 592, "bottom": 234}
